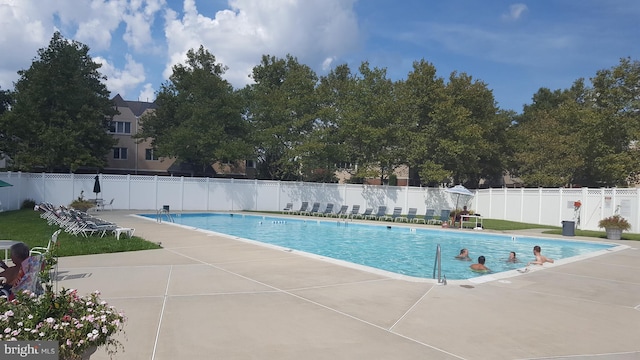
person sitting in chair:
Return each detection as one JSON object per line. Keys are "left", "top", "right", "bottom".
{"left": 454, "top": 206, "right": 470, "bottom": 228}
{"left": 0, "top": 242, "right": 44, "bottom": 297}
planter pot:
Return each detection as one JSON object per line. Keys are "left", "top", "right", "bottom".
{"left": 605, "top": 228, "right": 622, "bottom": 240}
{"left": 64, "top": 346, "right": 96, "bottom": 360}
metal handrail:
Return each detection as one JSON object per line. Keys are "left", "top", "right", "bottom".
{"left": 433, "top": 244, "right": 446, "bottom": 285}
{"left": 156, "top": 208, "right": 174, "bottom": 223}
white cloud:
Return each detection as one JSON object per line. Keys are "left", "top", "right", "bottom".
{"left": 0, "top": 0, "right": 168, "bottom": 93}
{"left": 95, "top": 54, "right": 146, "bottom": 97}
{"left": 138, "top": 83, "right": 156, "bottom": 102}
{"left": 0, "top": 0, "right": 57, "bottom": 89}
{"left": 502, "top": 4, "right": 528, "bottom": 21}
{"left": 123, "top": 0, "right": 166, "bottom": 52}
{"left": 162, "top": 0, "right": 360, "bottom": 88}
{"left": 322, "top": 57, "right": 336, "bottom": 71}
{"left": 72, "top": 0, "right": 128, "bottom": 51}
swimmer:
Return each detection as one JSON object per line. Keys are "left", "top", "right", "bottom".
{"left": 527, "top": 245, "right": 554, "bottom": 266}
{"left": 470, "top": 256, "right": 490, "bottom": 272}
{"left": 455, "top": 248, "right": 471, "bottom": 261}
{"left": 507, "top": 251, "right": 518, "bottom": 263}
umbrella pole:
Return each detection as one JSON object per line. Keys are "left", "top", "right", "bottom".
{"left": 455, "top": 195, "right": 460, "bottom": 228}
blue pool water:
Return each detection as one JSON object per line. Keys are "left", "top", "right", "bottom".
{"left": 139, "top": 213, "right": 615, "bottom": 280}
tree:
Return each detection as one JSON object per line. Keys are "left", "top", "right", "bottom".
{"left": 0, "top": 87, "right": 11, "bottom": 115}
{"left": 243, "top": 54, "right": 319, "bottom": 180}
{"left": 333, "top": 62, "right": 402, "bottom": 183}
{"left": 0, "top": 32, "right": 116, "bottom": 172}
{"left": 513, "top": 58, "right": 640, "bottom": 187}
{"left": 137, "top": 46, "right": 251, "bottom": 176}
{"left": 398, "top": 60, "right": 509, "bottom": 187}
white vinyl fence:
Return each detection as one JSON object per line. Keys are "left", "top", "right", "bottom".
{"left": 1, "top": 172, "right": 639, "bottom": 232}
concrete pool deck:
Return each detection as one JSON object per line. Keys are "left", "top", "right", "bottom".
{"left": 58, "top": 211, "right": 640, "bottom": 360}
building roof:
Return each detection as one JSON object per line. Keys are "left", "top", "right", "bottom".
{"left": 112, "top": 94, "right": 157, "bottom": 117}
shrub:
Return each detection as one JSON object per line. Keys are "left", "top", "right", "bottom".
{"left": 0, "top": 288, "right": 126, "bottom": 359}
{"left": 598, "top": 214, "right": 631, "bottom": 231}
{"left": 21, "top": 199, "right": 36, "bottom": 209}
{"left": 69, "top": 199, "right": 95, "bottom": 212}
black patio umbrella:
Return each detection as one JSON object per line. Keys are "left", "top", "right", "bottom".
{"left": 93, "top": 175, "right": 101, "bottom": 200}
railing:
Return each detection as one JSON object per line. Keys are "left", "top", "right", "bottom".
{"left": 156, "top": 205, "right": 174, "bottom": 223}
{"left": 433, "top": 244, "right": 446, "bottom": 285}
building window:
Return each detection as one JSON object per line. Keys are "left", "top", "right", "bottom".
{"left": 109, "top": 121, "right": 131, "bottom": 134}
{"left": 246, "top": 159, "right": 256, "bottom": 168}
{"left": 113, "top": 147, "right": 128, "bottom": 160}
{"left": 145, "top": 149, "right": 158, "bottom": 161}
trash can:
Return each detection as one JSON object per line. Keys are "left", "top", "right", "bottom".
{"left": 163, "top": 205, "right": 170, "bottom": 212}
{"left": 561, "top": 220, "right": 575, "bottom": 236}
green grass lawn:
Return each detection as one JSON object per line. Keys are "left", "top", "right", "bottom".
{"left": 481, "top": 218, "right": 639, "bottom": 240}
{"left": 0, "top": 209, "right": 160, "bottom": 257}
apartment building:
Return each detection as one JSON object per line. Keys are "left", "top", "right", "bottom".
{"left": 105, "top": 94, "right": 173, "bottom": 175}
{"left": 106, "top": 95, "right": 255, "bottom": 178}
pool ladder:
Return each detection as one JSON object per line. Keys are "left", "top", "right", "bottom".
{"left": 157, "top": 205, "right": 174, "bottom": 223}
{"left": 433, "top": 244, "right": 447, "bottom": 285}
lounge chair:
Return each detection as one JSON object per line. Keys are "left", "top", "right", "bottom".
{"left": 398, "top": 208, "right": 417, "bottom": 223}
{"left": 332, "top": 205, "right": 349, "bottom": 218}
{"left": 366, "top": 206, "right": 386, "bottom": 220}
{"left": 292, "top": 202, "right": 309, "bottom": 215}
{"left": 382, "top": 207, "right": 403, "bottom": 221}
{"left": 356, "top": 207, "right": 373, "bottom": 219}
{"left": 432, "top": 209, "right": 452, "bottom": 225}
{"left": 102, "top": 198, "right": 114, "bottom": 211}
{"left": 303, "top": 202, "right": 321, "bottom": 216}
{"left": 320, "top": 203, "right": 334, "bottom": 216}
{"left": 415, "top": 209, "right": 435, "bottom": 224}
{"left": 282, "top": 203, "right": 293, "bottom": 214}
{"left": 347, "top": 205, "right": 361, "bottom": 218}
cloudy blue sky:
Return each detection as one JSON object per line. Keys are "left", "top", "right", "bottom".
{"left": 0, "top": 0, "right": 637, "bottom": 112}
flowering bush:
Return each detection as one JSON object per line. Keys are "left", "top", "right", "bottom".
{"left": 0, "top": 288, "right": 125, "bottom": 359}
{"left": 598, "top": 214, "right": 631, "bottom": 231}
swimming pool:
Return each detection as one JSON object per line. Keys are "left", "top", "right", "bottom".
{"left": 139, "top": 213, "right": 616, "bottom": 280}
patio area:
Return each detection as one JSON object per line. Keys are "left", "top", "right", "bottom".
{"left": 57, "top": 211, "right": 640, "bottom": 360}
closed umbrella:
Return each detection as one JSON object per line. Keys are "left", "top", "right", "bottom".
{"left": 0, "top": 180, "right": 12, "bottom": 187}
{"left": 445, "top": 184, "right": 475, "bottom": 212}
{"left": 93, "top": 175, "right": 101, "bottom": 201}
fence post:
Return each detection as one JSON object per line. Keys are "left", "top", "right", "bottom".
{"left": 520, "top": 187, "right": 524, "bottom": 222}
{"left": 503, "top": 187, "right": 508, "bottom": 220}
{"left": 636, "top": 188, "right": 640, "bottom": 233}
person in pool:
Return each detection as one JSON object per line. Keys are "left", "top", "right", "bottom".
{"left": 507, "top": 251, "right": 518, "bottom": 263}
{"left": 455, "top": 248, "right": 471, "bottom": 261}
{"left": 527, "top": 245, "right": 554, "bottom": 266}
{"left": 470, "top": 256, "right": 490, "bottom": 272}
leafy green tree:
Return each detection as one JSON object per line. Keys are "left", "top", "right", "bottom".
{"left": 398, "top": 60, "right": 509, "bottom": 187}
{"left": 0, "top": 87, "right": 11, "bottom": 115}
{"left": 441, "top": 71, "right": 511, "bottom": 187}
{"left": 585, "top": 57, "right": 640, "bottom": 186}
{"left": 315, "top": 64, "right": 359, "bottom": 182}
{"left": 0, "top": 32, "right": 116, "bottom": 172}
{"left": 243, "top": 54, "right": 319, "bottom": 180}
{"left": 334, "top": 62, "right": 402, "bottom": 183}
{"left": 396, "top": 60, "right": 449, "bottom": 186}
{"left": 513, "top": 58, "right": 640, "bottom": 187}
{"left": 137, "top": 46, "right": 251, "bottom": 176}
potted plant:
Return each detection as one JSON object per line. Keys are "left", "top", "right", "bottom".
{"left": 0, "top": 288, "right": 125, "bottom": 359}
{"left": 598, "top": 214, "right": 631, "bottom": 240}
